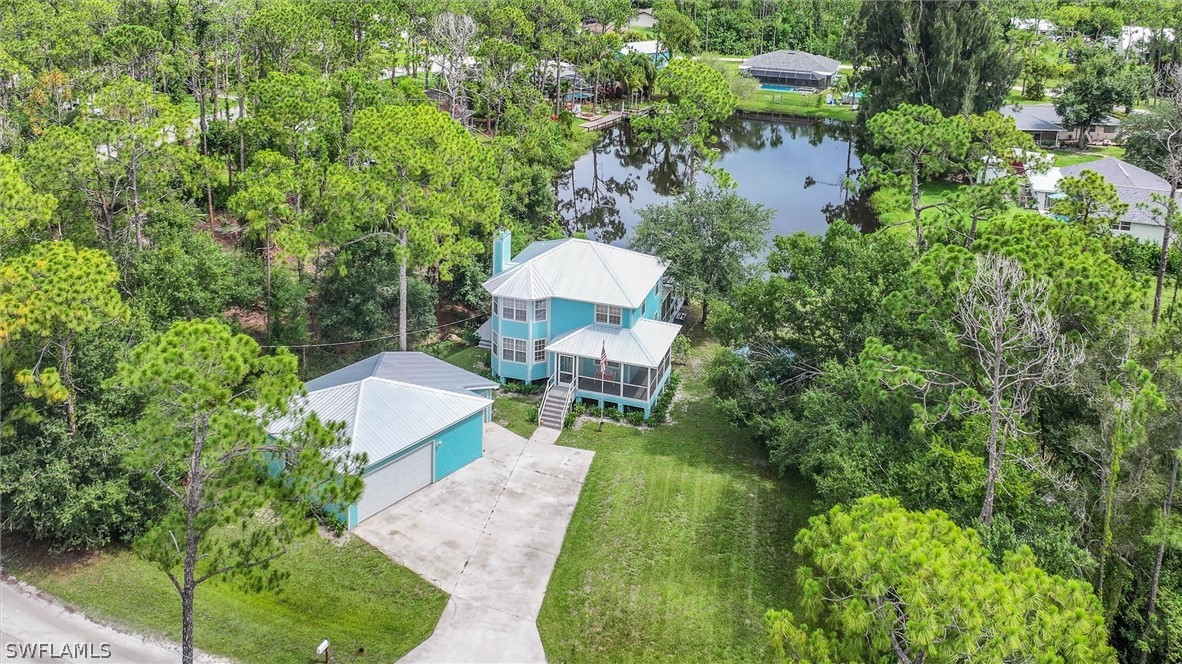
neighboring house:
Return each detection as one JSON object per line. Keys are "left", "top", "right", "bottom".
{"left": 619, "top": 40, "right": 671, "bottom": 67}
{"left": 738, "top": 50, "right": 840, "bottom": 91}
{"left": 1056, "top": 157, "right": 1180, "bottom": 242}
{"left": 275, "top": 352, "right": 497, "bottom": 528}
{"left": 1010, "top": 17, "right": 1056, "bottom": 35}
{"left": 1117, "top": 26, "right": 1176, "bottom": 56}
{"left": 479, "top": 231, "right": 683, "bottom": 426}
{"left": 979, "top": 150, "right": 1061, "bottom": 210}
{"left": 1000, "top": 104, "right": 1121, "bottom": 147}
{"left": 628, "top": 8, "right": 656, "bottom": 29}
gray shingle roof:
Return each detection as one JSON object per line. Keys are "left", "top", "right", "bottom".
{"left": 1061, "top": 157, "right": 1178, "bottom": 227}
{"left": 1000, "top": 104, "right": 1120, "bottom": 132}
{"left": 739, "top": 50, "right": 840, "bottom": 76}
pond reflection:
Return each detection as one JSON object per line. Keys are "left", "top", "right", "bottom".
{"left": 556, "top": 115, "right": 877, "bottom": 247}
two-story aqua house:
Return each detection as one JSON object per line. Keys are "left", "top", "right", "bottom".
{"left": 479, "top": 230, "right": 682, "bottom": 428}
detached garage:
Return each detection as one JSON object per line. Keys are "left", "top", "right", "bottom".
{"left": 293, "top": 352, "right": 497, "bottom": 527}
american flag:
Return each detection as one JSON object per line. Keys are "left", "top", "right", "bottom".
{"left": 599, "top": 342, "right": 607, "bottom": 377}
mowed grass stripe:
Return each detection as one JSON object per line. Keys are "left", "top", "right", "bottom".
{"left": 538, "top": 343, "right": 817, "bottom": 662}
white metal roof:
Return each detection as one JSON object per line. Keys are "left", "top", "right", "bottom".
{"left": 483, "top": 239, "right": 667, "bottom": 308}
{"left": 274, "top": 378, "right": 490, "bottom": 466}
{"left": 1028, "top": 166, "right": 1062, "bottom": 194}
{"left": 620, "top": 41, "right": 665, "bottom": 56}
{"left": 272, "top": 352, "right": 494, "bottom": 466}
{"left": 306, "top": 351, "right": 497, "bottom": 395}
{"left": 545, "top": 320, "right": 682, "bottom": 367}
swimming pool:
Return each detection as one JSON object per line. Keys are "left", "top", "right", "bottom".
{"left": 760, "top": 83, "right": 797, "bottom": 92}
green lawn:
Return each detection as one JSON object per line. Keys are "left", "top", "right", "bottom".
{"left": 5, "top": 536, "right": 446, "bottom": 664}
{"left": 703, "top": 57, "right": 857, "bottom": 123}
{"left": 439, "top": 345, "right": 540, "bottom": 439}
{"left": 1050, "top": 145, "right": 1125, "bottom": 167}
{"left": 537, "top": 338, "right": 818, "bottom": 662}
{"left": 873, "top": 181, "right": 966, "bottom": 228}
{"left": 442, "top": 344, "right": 490, "bottom": 375}
{"left": 493, "top": 393, "right": 540, "bottom": 439}
{"left": 736, "top": 93, "right": 857, "bottom": 122}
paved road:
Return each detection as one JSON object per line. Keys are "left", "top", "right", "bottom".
{"left": 355, "top": 423, "right": 594, "bottom": 663}
{"left": 0, "top": 577, "right": 225, "bottom": 663}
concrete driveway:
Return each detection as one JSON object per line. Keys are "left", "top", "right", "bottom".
{"left": 354, "top": 424, "right": 594, "bottom": 664}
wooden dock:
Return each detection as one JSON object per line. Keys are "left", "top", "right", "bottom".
{"left": 580, "top": 107, "right": 651, "bottom": 131}
{"left": 580, "top": 111, "right": 625, "bottom": 131}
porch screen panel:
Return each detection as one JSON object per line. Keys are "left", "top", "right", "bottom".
{"left": 622, "top": 365, "right": 649, "bottom": 401}
{"left": 603, "top": 362, "right": 621, "bottom": 396}
{"left": 578, "top": 357, "right": 601, "bottom": 393}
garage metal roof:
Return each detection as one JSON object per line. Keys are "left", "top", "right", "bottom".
{"left": 545, "top": 319, "right": 682, "bottom": 367}
{"left": 483, "top": 239, "right": 667, "bottom": 308}
{"left": 273, "top": 352, "right": 495, "bottom": 465}
{"left": 274, "top": 378, "right": 491, "bottom": 466}
{"left": 306, "top": 351, "right": 498, "bottom": 396}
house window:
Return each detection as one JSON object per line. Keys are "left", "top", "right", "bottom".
{"left": 1111, "top": 219, "right": 1132, "bottom": 232}
{"left": 492, "top": 298, "right": 499, "bottom": 315}
{"left": 640, "top": 301, "right": 646, "bottom": 318}
{"left": 492, "top": 331, "right": 499, "bottom": 356}
{"left": 500, "top": 298, "right": 527, "bottom": 321}
{"left": 534, "top": 339, "right": 546, "bottom": 362}
{"left": 535, "top": 299, "right": 548, "bottom": 321}
{"left": 595, "top": 304, "right": 622, "bottom": 325}
{"left": 501, "top": 337, "right": 527, "bottom": 363}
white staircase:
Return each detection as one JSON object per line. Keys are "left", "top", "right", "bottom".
{"left": 538, "top": 382, "right": 574, "bottom": 430}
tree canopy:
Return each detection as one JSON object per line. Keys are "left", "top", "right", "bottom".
{"left": 768, "top": 495, "right": 1115, "bottom": 663}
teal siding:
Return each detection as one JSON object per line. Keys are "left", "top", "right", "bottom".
{"left": 345, "top": 413, "right": 486, "bottom": 527}
{"left": 498, "top": 318, "right": 530, "bottom": 339}
{"left": 433, "top": 413, "right": 484, "bottom": 481}
{"left": 473, "top": 388, "right": 494, "bottom": 422}
{"left": 551, "top": 298, "right": 595, "bottom": 336}
{"left": 643, "top": 282, "right": 662, "bottom": 322}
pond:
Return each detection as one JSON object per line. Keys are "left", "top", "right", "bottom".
{"left": 556, "top": 115, "right": 876, "bottom": 247}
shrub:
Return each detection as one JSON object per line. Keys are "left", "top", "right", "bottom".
{"left": 501, "top": 381, "right": 544, "bottom": 395}
{"left": 625, "top": 410, "right": 647, "bottom": 426}
{"left": 649, "top": 371, "right": 681, "bottom": 424}
{"left": 460, "top": 326, "right": 482, "bottom": 347}
{"left": 671, "top": 333, "right": 691, "bottom": 365}
{"left": 528, "top": 405, "right": 540, "bottom": 422}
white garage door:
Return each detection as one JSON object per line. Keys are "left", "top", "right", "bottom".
{"left": 355, "top": 443, "right": 433, "bottom": 523}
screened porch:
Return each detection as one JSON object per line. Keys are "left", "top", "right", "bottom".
{"left": 553, "top": 350, "right": 672, "bottom": 403}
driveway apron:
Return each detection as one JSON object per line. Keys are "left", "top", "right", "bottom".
{"left": 354, "top": 423, "right": 594, "bottom": 663}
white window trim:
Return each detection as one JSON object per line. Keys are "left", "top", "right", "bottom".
{"left": 499, "top": 297, "right": 527, "bottom": 322}
{"left": 501, "top": 337, "right": 527, "bottom": 363}
{"left": 534, "top": 339, "right": 546, "bottom": 362}
{"left": 595, "top": 304, "right": 622, "bottom": 326}
{"left": 534, "top": 299, "right": 548, "bottom": 322}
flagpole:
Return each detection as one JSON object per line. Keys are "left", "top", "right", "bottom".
{"left": 599, "top": 341, "right": 607, "bottom": 432}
